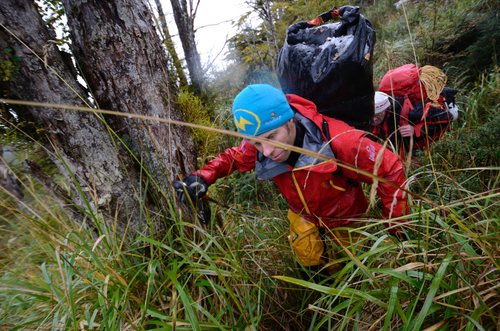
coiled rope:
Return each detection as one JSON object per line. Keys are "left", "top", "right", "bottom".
{"left": 420, "top": 65, "right": 447, "bottom": 106}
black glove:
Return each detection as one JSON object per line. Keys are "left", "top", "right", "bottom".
{"left": 318, "top": 6, "right": 337, "bottom": 23}
{"left": 441, "top": 87, "right": 459, "bottom": 106}
{"left": 173, "top": 175, "right": 208, "bottom": 204}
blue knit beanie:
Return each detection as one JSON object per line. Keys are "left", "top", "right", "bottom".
{"left": 232, "top": 84, "right": 294, "bottom": 137}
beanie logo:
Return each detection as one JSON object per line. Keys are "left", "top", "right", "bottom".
{"left": 271, "top": 112, "right": 275, "bottom": 118}
{"left": 264, "top": 114, "right": 282, "bottom": 125}
{"left": 233, "top": 109, "right": 261, "bottom": 135}
{"left": 235, "top": 116, "right": 253, "bottom": 131}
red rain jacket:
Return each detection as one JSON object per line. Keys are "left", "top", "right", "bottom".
{"left": 194, "top": 95, "right": 408, "bottom": 234}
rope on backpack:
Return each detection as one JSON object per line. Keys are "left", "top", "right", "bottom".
{"left": 420, "top": 66, "right": 447, "bottom": 106}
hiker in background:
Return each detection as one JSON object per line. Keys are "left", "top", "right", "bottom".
{"left": 174, "top": 84, "right": 409, "bottom": 283}
{"left": 373, "top": 65, "right": 459, "bottom": 155}
{"left": 371, "top": 90, "right": 459, "bottom": 154}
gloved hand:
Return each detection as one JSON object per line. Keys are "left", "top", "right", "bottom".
{"left": 173, "top": 175, "right": 208, "bottom": 204}
{"left": 446, "top": 102, "right": 459, "bottom": 121}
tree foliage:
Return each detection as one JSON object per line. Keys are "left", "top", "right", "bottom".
{"left": 224, "top": 0, "right": 499, "bottom": 90}
{"left": 226, "top": 0, "right": 337, "bottom": 86}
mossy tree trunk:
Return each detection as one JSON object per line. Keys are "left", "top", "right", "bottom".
{"left": 154, "top": 0, "right": 188, "bottom": 88}
{"left": 0, "top": 0, "right": 198, "bottom": 237}
{"left": 169, "top": 0, "right": 205, "bottom": 93}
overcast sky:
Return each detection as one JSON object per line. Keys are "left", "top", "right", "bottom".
{"left": 159, "top": 0, "right": 251, "bottom": 70}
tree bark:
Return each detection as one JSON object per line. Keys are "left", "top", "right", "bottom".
{"left": 170, "top": 0, "right": 204, "bottom": 93}
{"left": 0, "top": 0, "right": 147, "bottom": 236}
{"left": 22, "top": 159, "right": 93, "bottom": 230}
{"left": 61, "top": 0, "right": 198, "bottom": 199}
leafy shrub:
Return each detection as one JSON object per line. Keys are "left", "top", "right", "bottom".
{"left": 442, "top": 5, "right": 500, "bottom": 80}
{"left": 432, "top": 111, "right": 500, "bottom": 169}
{"left": 368, "top": 0, "right": 500, "bottom": 84}
{"left": 430, "top": 65, "right": 500, "bottom": 171}
{"left": 460, "top": 66, "right": 500, "bottom": 125}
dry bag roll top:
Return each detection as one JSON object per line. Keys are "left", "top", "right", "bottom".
{"left": 277, "top": 6, "right": 376, "bottom": 132}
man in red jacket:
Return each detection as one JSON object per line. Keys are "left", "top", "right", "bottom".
{"left": 175, "top": 84, "right": 408, "bottom": 280}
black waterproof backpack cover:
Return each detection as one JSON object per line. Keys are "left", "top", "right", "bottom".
{"left": 277, "top": 6, "right": 376, "bottom": 131}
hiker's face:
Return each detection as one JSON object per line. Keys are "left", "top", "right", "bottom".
{"left": 249, "top": 119, "right": 295, "bottom": 163}
{"left": 373, "top": 110, "right": 387, "bottom": 125}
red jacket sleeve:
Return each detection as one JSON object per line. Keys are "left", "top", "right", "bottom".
{"left": 192, "top": 140, "right": 258, "bottom": 185}
{"left": 327, "top": 118, "right": 409, "bottom": 233}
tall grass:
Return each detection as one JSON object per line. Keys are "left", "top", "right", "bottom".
{"left": 0, "top": 141, "right": 300, "bottom": 329}
{"left": 1, "top": 92, "right": 499, "bottom": 331}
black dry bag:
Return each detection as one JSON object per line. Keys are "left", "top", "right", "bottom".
{"left": 277, "top": 6, "right": 376, "bottom": 131}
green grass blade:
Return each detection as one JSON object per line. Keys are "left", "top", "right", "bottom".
{"left": 165, "top": 269, "right": 201, "bottom": 331}
{"left": 274, "top": 275, "right": 388, "bottom": 309}
{"left": 382, "top": 276, "right": 400, "bottom": 331}
{"left": 410, "top": 253, "right": 453, "bottom": 331}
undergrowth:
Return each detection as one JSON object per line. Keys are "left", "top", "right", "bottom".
{"left": 2, "top": 152, "right": 499, "bottom": 330}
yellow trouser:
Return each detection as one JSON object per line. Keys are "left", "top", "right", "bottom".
{"left": 288, "top": 210, "right": 365, "bottom": 275}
